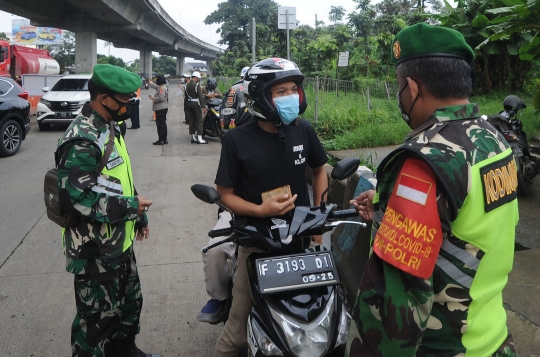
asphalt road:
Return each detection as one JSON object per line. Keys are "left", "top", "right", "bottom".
{"left": 0, "top": 87, "right": 223, "bottom": 356}
{"left": 1, "top": 84, "right": 539, "bottom": 355}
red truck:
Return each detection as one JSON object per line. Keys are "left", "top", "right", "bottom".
{"left": 0, "top": 40, "right": 60, "bottom": 78}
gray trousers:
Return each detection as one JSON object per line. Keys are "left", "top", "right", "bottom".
{"left": 202, "top": 211, "right": 236, "bottom": 302}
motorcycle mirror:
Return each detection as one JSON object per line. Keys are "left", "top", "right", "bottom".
{"left": 331, "top": 157, "right": 361, "bottom": 180}
{"left": 191, "top": 184, "right": 221, "bottom": 204}
{"left": 320, "top": 157, "right": 361, "bottom": 212}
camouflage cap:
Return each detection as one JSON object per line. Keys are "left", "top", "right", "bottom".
{"left": 91, "top": 64, "right": 141, "bottom": 94}
{"left": 391, "top": 23, "right": 474, "bottom": 66}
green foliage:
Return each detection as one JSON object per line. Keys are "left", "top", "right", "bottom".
{"left": 152, "top": 55, "right": 176, "bottom": 76}
{"left": 0, "top": 32, "right": 10, "bottom": 42}
{"left": 44, "top": 31, "right": 75, "bottom": 72}
{"left": 431, "top": 0, "right": 535, "bottom": 93}
{"left": 97, "top": 54, "right": 125, "bottom": 67}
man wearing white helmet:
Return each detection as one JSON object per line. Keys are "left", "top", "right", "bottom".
{"left": 211, "top": 58, "right": 328, "bottom": 356}
{"left": 184, "top": 71, "right": 208, "bottom": 144}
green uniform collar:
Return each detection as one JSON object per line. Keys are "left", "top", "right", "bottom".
{"left": 406, "top": 103, "right": 480, "bottom": 140}
{"left": 82, "top": 103, "right": 110, "bottom": 133}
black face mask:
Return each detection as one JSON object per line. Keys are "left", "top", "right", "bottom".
{"left": 101, "top": 94, "right": 131, "bottom": 122}
{"left": 396, "top": 81, "right": 419, "bottom": 129}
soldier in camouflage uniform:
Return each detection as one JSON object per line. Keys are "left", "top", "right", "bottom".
{"left": 56, "top": 64, "right": 161, "bottom": 357}
{"left": 346, "top": 24, "right": 519, "bottom": 356}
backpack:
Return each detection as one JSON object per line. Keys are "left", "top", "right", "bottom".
{"left": 44, "top": 121, "right": 115, "bottom": 228}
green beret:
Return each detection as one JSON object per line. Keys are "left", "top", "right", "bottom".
{"left": 391, "top": 23, "right": 474, "bottom": 66}
{"left": 91, "top": 64, "right": 141, "bottom": 94}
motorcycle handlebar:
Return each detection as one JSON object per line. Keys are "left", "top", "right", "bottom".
{"left": 331, "top": 208, "right": 359, "bottom": 219}
{"left": 208, "top": 227, "right": 234, "bottom": 238}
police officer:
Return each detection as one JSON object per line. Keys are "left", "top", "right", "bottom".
{"left": 149, "top": 75, "right": 169, "bottom": 145}
{"left": 178, "top": 74, "right": 191, "bottom": 125}
{"left": 346, "top": 24, "right": 519, "bottom": 356}
{"left": 184, "top": 71, "right": 207, "bottom": 144}
{"left": 56, "top": 64, "right": 161, "bottom": 357}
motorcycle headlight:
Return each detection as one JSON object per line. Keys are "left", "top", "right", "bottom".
{"left": 249, "top": 316, "right": 284, "bottom": 356}
{"left": 40, "top": 98, "right": 51, "bottom": 108}
{"left": 270, "top": 292, "right": 335, "bottom": 357}
{"left": 335, "top": 304, "right": 350, "bottom": 346}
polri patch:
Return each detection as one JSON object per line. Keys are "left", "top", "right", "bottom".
{"left": 480, "top": 154, "right": 518, "bottom": 212}
{"left": 372, "top": 159, "right": 442, "bottom": 279}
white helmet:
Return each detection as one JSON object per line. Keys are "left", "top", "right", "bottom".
{"left": 192, "top": 71, "right": 201, "bottom": 79}
{"left": 240, "top": 66, "right": 250, "bottom": 79}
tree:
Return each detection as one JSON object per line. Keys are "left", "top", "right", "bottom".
{"left": 205, "top": 0, "right": 279, "bottom": 47}
{"left": 127, "top": 59, "right": 140, "bottom": 74}
{"left": 153, "top": 55, "right": 176, "bottom": 75}
{"left": 329, "top": 6, "right": 346, "bottom": 23}
{"left": 97, "top": 54, "right": 126, "bottom": 67}
{"left": 0, "top": 32, "right": 10, "bottom": 43}
{"left": 44, "top": 31, "right": 75, "bottom": 72}
{"left": 432, "top": 0, "right": 533, "bottom": 92}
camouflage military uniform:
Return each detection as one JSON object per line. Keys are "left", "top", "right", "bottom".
{"left": 346, "top": 104, "right": 518, "bottom": 357}
{"left": 57, "top": 103, "right": 148, "bottom": 356}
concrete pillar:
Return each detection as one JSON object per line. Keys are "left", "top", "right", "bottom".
{"left": 176, "top": 55, "right": 185, "bottom": 76}
{"left": 75, "top": 32, "right": 97, "bottom": 74}
{"left": 206, "top": 60, "right": 212, "bottom": 77}
{"left": 140, "top": 48, "right": 152, "bottom": 80}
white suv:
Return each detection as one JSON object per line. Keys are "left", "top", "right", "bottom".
{"left": 36, "top": 74, "right": 91, "bottom": 131}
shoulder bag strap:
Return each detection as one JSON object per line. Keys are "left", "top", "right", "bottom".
{"left": 97, "top": 121, "right": 115, "bottom": 174}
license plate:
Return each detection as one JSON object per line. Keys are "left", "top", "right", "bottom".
{"left": 513, "top": 147, "right": 523, "bottom": 158}
{"left": 256, "top": 252, "right": 340, "bottom": 294}
{"left": 55, "top": 112, "right": 71, "bottom": 119}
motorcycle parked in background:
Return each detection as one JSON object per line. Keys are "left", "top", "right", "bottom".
{"left": 192, "top": 157, "right": 366, "bottom": 357}
{"left": 202, "top": 98, "right": 224, "bottom": 142}
{"left": 484, "top": 95, "right": 539, "bottom": 195}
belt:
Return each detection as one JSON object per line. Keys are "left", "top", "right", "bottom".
{"left": 188, "top": 99, "right": 199, "bottom": 102}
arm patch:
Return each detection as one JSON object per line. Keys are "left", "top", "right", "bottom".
{"left": 373, "top": 158, "right": 443, "bottom": 279}
{"left": 480, "top": 154, "right": 518, "bottom": 212}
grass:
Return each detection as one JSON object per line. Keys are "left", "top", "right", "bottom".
{"left": 300, "top": 86, "right": 540, "bottom": 150}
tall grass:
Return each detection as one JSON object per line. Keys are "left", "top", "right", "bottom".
{"left": 300, "top": 86, "right": 540, "bottom": 150}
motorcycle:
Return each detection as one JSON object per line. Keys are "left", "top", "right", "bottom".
{"left": 202, "top": 98, "right": 225, "bottom": 142}
{"left": 191, "top": 157, "right": 366, "bottom": 357}
{"left": 484, "top": 95, "right": 539, "bottom": 195}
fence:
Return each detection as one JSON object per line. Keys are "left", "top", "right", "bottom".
{"left": 213, "top": 76, "right": 400, "bottom": 122}
{"left": 304, "top": 77, "right": 399, "bottom": 122}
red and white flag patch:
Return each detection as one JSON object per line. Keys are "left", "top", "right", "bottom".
{"left": 396, "top": 173, "right": 432, "bottom": 205}
{"left": 372, "top": 158, "right": 443, "bottom": 279}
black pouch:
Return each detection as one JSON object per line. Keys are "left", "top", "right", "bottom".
{"left": 44, "top": 121, "right": 115, "bottom": 228}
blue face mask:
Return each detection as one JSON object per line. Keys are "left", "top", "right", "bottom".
{"left": 273, "top": 94, "right": 299, "bottom": 125}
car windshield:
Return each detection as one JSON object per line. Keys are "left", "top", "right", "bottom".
{"left": 51, "top": 78, "right": 89, "bottom": 91}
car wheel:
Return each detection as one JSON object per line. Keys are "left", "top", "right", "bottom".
{"left": 0, "top": 119, "right": 22, "bottom": 157}
{"left": 38, "top": 122, "right": 51, "bottom": 131}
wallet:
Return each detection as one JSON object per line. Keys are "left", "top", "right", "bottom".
{"left": 261, "top": 185, "right": 291, "bottom": 203}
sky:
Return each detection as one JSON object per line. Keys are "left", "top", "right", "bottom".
{"left": 0, "top": 0, "right": 359, "bottom": 64}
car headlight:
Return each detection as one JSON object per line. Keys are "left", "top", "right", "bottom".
{"left": 78, "top": 100, "right": 88, "bottom": 108}
{"left": 335, "top": 304, "right": 350, "bottom": 347}
{"left": 249, "top": 315, "right": 284, "bottom": 356}
{"left": 270, "top": 292, "right": 335, "bottom": 357}
{"left": 40, "top": 98, "right": 51, "bottom": 108}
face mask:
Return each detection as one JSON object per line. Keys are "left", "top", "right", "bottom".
{"left": 396, "top": 81, "right": 419, "bottom": 128}
{"left": 273, "top": 94, "right": 299, "bottom": 125}
{"left": 102, "top": 94, "right": 131, "bottom": 122}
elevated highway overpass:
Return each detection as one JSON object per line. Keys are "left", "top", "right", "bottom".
{"left": 0, "top": 0, "right": 222, "bottom": 75}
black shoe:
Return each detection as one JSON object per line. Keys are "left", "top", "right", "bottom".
{"left": 153, "top": 140, "right": 164, "bottom": 145}
{"left": 183, "top": 121, "right": 189, "bottom": 125}
{"left": 128, "top": 127, "right": 139, "bottom": 129}
{"left": 164, "top": 140, "right": 168, "bottom": 144}
{"left": 191, "top": 136, "right": 197, "bottom": 143}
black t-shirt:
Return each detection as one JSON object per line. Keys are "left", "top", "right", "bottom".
{"left": 215, "top": 119, "right": 328, "bottom": 206}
